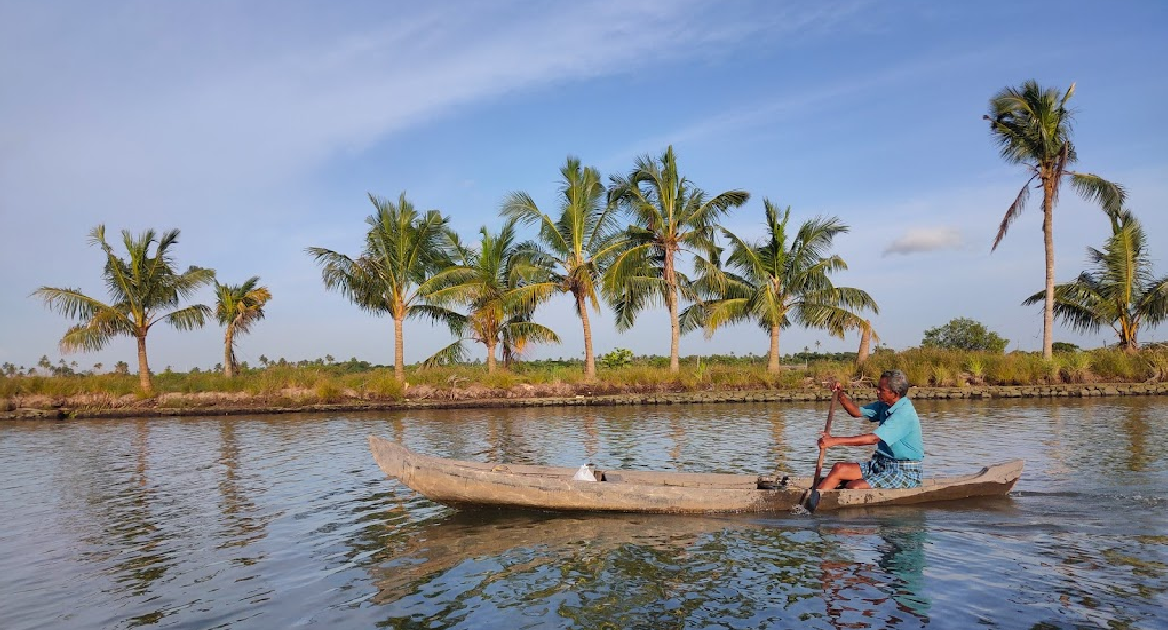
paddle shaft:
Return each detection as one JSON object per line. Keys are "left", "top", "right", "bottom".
{"left": 811, "top": 390, "right": 838, "bottom": 490}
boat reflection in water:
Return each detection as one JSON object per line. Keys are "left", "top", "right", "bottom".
{"left": 370, "top": 509, "right": 937, "bottom": 627}
{"left": 370, "top": 511, "right": 763, "bottom": 604}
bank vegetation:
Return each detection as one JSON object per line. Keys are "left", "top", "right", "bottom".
{"left": 4, "top": 348, "right": 1166, "bottom": 414}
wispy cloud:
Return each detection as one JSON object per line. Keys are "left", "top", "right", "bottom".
{"left": 882, "top": 227, "right": 963, "bottom": 256}
{"left": 0, "top": 1, "right": 867, "bottom": 228}
{"left": 609, "top": 43, "right": 1010, "bottom": 166}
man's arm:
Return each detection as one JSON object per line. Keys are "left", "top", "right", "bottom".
{"left": 831, "top": 382, "right": 865, "bottom": 418}
{"left": 819, "top": 433, "right": 880, "bottom": 449}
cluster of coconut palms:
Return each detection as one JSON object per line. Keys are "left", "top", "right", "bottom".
{"left": 983, "top": 81, "right": 1164, "bottom": 359}
{"left": 33, "top": 226, "right": 271, "bottom": 391}
{"left": 308, "top": 147, "right": 879, "bottom": 383}
{"left": 31, "top": 80, "right": 1168, "bottom": 392}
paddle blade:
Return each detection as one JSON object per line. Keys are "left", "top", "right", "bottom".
{"left": 805, "top": 489, "right": 822, "bottom": 513}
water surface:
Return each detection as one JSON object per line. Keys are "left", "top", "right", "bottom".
{"left": 2, "top": 397, "right": 1165, "bottom": 629}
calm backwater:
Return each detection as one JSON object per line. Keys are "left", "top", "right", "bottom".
{"left": 2, "top": 397, "right": 1166, "bottom": 629}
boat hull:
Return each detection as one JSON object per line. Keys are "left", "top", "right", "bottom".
{"left": 369, "top": 436, "right": 1023, "bottom": 513}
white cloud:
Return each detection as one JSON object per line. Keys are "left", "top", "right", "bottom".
{"left": 882, "top": 227, "right": 964, "bottom": 256}
{"left": 0, "top": 1, "right": 870, "bottom": 241}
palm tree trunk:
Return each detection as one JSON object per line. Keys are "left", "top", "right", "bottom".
{"left": 665, "top": 249, "right": 680, "bottom": 373}
{"left": 767, "top": 325, "right": 782, "bottom": 373}
{"left": 1042, "top": 177, "right": 1056, "bottom": 360}
{"left": 224, "top": 325, "right": 236, "bottom": 377}
{"left": 858, "top": 324, "right": 872, "bottom": 363}
{"left": 487, "top": 341, "right": 497, "bottom": 374}
{"left": 1122, "top": 318, "right": 1138, "bottom": 352}
{"left": 393, "top": 316, "right": 405, "bottom": 382}
{"left": 136, "top": 333, "right": 152, "bottom": 392}
{"left": 577, "top": 290, "right": 596, "bottom": 382}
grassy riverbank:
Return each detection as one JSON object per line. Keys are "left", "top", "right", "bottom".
{"left": 3, "top": 348, "right": 1167, "bottom": 415}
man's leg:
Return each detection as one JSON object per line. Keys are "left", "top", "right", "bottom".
{"left": 817, "top": 462, "right": 871, "bottom": 490}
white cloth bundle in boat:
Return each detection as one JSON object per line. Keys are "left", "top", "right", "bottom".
{"left": 573, "top": 464, "right": 597, "bottom": 481}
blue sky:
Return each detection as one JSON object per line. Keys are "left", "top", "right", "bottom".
{"left": 2, "top": 1, "right": 1167, "bottom": 372}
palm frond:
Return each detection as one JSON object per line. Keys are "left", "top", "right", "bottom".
{"left": 501, "top": 320, "right": 560, "bottom": 345}
{"left": 992, "top": 177, "right": 1035, "bottom": 251}
{"left": 678, "top": 303, "right": 708, "bottom": 336}
{"left": 407, "top": 304, "right": 467, "bottom": 336}
{"left": 59, "top": 323, "right": 118, "bottom": 353}
{"left": 421, "top": 340, "right": 469, "bottom": 368}
{"left": 501, "top": 191, "right": 569, "bottom": 253}
{"left": 1066, "top": 171, "right": 1126, "bottom": 217}
{"left": 702, "top": 297, "right": 752, "bottom": 334}
{"left": 1137, "top": 276, "right": 1168, "bottom": 326}
{"left": 32, "top": 287, "right": 111, "bottom": 321}
{"left": 161, "top": 304, "right": 212, "bottom": 331}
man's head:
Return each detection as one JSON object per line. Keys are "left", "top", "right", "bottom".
{"left": 877, "top": 369, "right": 910, "bottom": 404}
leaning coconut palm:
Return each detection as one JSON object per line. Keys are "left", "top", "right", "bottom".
{"left": 606, "top": 146, "right": 750, "bottom": 372}
{"left": 985, "top": 80, "right": 1126, "bottom": 359}
{"left": 307, "top": 192, "right": 461, "bottom": 382}
{"left": 681, "top": 200, "right": 878, "bottom": 373}
{"left": 215, "top": 276, "right": 272, "bottom": 377}
{"left": 1023, "top": 210, "right": 1168, "bottom": 352}
{"left": 854, "top": 318, "right": 881, "bottom": 364}
{"left": 425, "top": 220, "right": 561, "bottom": 373}
{"left": 502, "top": 156, "right": 624, "bottom": 381}
{"left": 33, "top": 226, "right": 215, "bottom": 392}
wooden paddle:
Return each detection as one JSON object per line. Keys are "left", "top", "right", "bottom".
{"left": 805, "top": 385, "right": 838, "bottom": 512}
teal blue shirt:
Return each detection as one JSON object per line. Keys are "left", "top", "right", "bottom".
{"left": 861, "top": 397, "right": 924, "bottom": 461}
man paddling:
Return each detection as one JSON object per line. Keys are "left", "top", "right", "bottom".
{"left": 816, "top": 369, "right": 924, "bottom": 490}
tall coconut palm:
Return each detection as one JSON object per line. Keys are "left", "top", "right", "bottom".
{"left": 606, "top": 146, "right": 750, "bottom": 372}
{"left": 33, "top": 226, "right": 214, "bottom": 392}
{"left": 426, "top": 220, "right": 561, "bottom": 373}
{"left": 215, "top": 276, "right": 272, "bottom": 377}
{"left": 682, "top": 200, "right": 878, "bottom": 373}
{"left": 1023, "top": 210, "right": 1168, "bottom": 352}
{"left": 307, "top": 192, "right": 461, "bottom": 382}
{"left": 985, "top": 80, "right": 1126, "bottom": 359}
{"left": 501, "top": 156, "right": 624, "bottom": 381}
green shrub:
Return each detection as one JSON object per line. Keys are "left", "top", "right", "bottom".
{"left": 362, "top": 371, "right": 406, "bottom": 399}
{"left": 314, "top": 380, "right": 346, "bottom": 403}
{"left": 922, "top": 317, "right": 1009, "bottom": 352}
{"left": 598, "top": 348, "right": 634, "bottom": 369}
{"left": 1063, "top": 351, "right": 1092, "bottom": 383}
{"left": 930, "top": 364, "right": 954, "bottom": 387}
{"left": 1090, "top": 349, "right": 1140, "bottom": 381}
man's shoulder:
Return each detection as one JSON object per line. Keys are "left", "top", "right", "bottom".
{"left": 890, "top": 397, "right": 920, "bottom": 417}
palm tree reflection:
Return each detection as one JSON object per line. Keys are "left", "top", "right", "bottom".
{"left": 216, "top": 422, "right": 268, "bottom": 553}
{"left": 1120, "top": 399, "right": 1151, "bottom": 472}
{"left": 581, "top": 410, "right": 600, "bottom": 462}
{"left": 119, "top": 421, "right": 171, "bottom": 627}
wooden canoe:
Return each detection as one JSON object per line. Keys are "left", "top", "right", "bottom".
{"left": 369, "top": 435, "right": 1023, "bottom": 513}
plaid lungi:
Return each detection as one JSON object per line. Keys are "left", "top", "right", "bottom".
{"left": 861, "top": 454, "right": 923, "bottom": 489}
